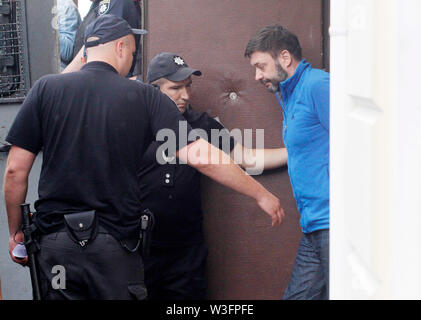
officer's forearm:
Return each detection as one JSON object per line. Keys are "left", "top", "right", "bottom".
{"left": 177, "top": 139, "right": 269, "bottom": 201}
{"left": 3, "top": 146, "right": 36, "bottom": 237}
{"left": 180, "top": 141, "right": 283, "bottom": 227}
{"left": 62, "top": 47, "right": 85, "bottom": 73}
{"left": 4, "top": 166, "right": 28, "bottom": 237}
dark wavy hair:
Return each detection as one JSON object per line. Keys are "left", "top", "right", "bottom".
{"left": 245, "top": 24, "right": 302, "bottom": 61}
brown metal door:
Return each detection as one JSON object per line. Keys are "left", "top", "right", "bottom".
{"left": 146, "top": 0, "right": 324, "bottom": 299}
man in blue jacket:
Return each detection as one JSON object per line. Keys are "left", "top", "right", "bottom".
{"left": 245, "top": 24, "right": 330, "bottom": 300}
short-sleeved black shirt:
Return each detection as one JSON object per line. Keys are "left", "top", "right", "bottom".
{"left": 72, "top": 0, "right": 142, "bottom": 73}
{"left": 6, "top": 61, "right": 192, "bottom": 240}
{"left": 138, "top": 108, "right": 236, "bottom": 247}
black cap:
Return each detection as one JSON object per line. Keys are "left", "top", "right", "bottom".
{"left": 84, "top": 14, "right": 147, "bottom": 48}
{"left": 146, "top": 52, "right": 202, "bottom": 83}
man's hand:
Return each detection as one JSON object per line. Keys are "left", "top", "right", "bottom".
{"left": 9, "top": 231, "right": 27, "bottom": 266}
{"left": 256, "top": 192, "right": 285, "bottom": 227}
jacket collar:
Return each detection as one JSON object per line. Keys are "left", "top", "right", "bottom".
{"left": 279, "top": 59, "right": 310, "bottom": 99}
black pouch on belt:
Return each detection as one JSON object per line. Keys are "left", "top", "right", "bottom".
{"left": 63, "top": 210, "right": 98, "bottom": 247}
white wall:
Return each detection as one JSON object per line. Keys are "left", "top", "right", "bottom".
{"left": 330, "top": 0, "right": 421, "bottom": 299}
{"left": 77, "top": 0, "right": 91, "bottom": 19}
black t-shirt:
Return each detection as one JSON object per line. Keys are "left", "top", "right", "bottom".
{"left": 6, "top": 61, "right": 193, "bottom": 240}
{"left": 72, "top": 0, "right": 141, "bottom": 74}
{"left": 138, "top": 108, "right": 236, "bottom": 247}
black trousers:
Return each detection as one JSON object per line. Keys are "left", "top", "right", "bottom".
{"left": 144, "top": 242, "right": 208, "bottom": 300}
{"left": 37, "top": 228, "right": 146, "bottom": 300}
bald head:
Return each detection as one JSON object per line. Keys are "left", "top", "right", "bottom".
{"left": 85, "top": 34, "right": 136, "bottom": 76}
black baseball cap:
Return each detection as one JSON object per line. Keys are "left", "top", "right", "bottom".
{"left": 146, "top": 52, "right": 202, "bottom": 83}
{"left": 84, "top": 14, "right": 147, "bottom": 48}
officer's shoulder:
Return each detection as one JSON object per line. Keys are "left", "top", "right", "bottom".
{"left": 186, "top": 106, "right": 206, "bottom": 117}
{"left": 105, "top": 0, "right": 136, "bottom": 11}
{"left": 32, "top": 72, "right": 71, "bottom": 89}
{"left": 129, "top": 80, "right": 176, "bottom": 104}
{"left": 109, "top": 0, "right": 133, "bottom": 5}
{"left": 42, "top": 70, "right": 103, "bottom": 84}
{"left": 184, "top": 107, "right": 208, "bottom": 122}
{"left": 130, "top": 79, "right": 161, "bottom": 93}
{"left": 185, "top": 108, "right": 225, "bottom": 130}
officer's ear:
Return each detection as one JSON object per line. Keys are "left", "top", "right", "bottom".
{"left": 115, "top": 40, "right": 125, "bottom": 58}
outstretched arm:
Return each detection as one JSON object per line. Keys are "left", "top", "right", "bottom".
{"left": 62, "top": 47, "right": 85, "bottom": 73}
{"left": 231, "top": 143, "right": 288, "bottom": 171}
{"left": 177, "top": 138, "right": 285, "bottom": 226}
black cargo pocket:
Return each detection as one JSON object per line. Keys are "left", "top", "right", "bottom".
{"left": 128, "top": 283, "right": 147, "bottom": 300}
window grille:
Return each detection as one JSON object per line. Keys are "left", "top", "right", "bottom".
{"left": 0, "top": 0, "right": 30, "bottom": 103}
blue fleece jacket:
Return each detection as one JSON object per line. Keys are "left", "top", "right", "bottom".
{"left": 276, "top": 60, "right": 330, "bottom": 234}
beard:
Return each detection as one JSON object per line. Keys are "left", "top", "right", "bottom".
{"left": 260, "top": 62, "right": 289, "bottom": 93}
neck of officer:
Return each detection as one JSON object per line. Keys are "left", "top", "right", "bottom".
{"left": 86, "top": 46, "right": 122, "bottom": 75}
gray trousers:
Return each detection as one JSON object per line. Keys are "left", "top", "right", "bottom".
{"left": 37, "top": 228, "right": 147, "bottom": 300}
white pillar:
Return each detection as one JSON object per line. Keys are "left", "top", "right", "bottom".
{"left": 330, "top": 0, "right": 421, "bottom": 299}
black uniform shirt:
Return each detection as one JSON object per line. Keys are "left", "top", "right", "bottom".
{"left": 72, "top": 0, "right": 142, "bottom": 74}
{"left": 6, "top": 61, "right": 193, "bottom": 241}
{"left": 138, "top": 108, "right": 236, "bottom": 247}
